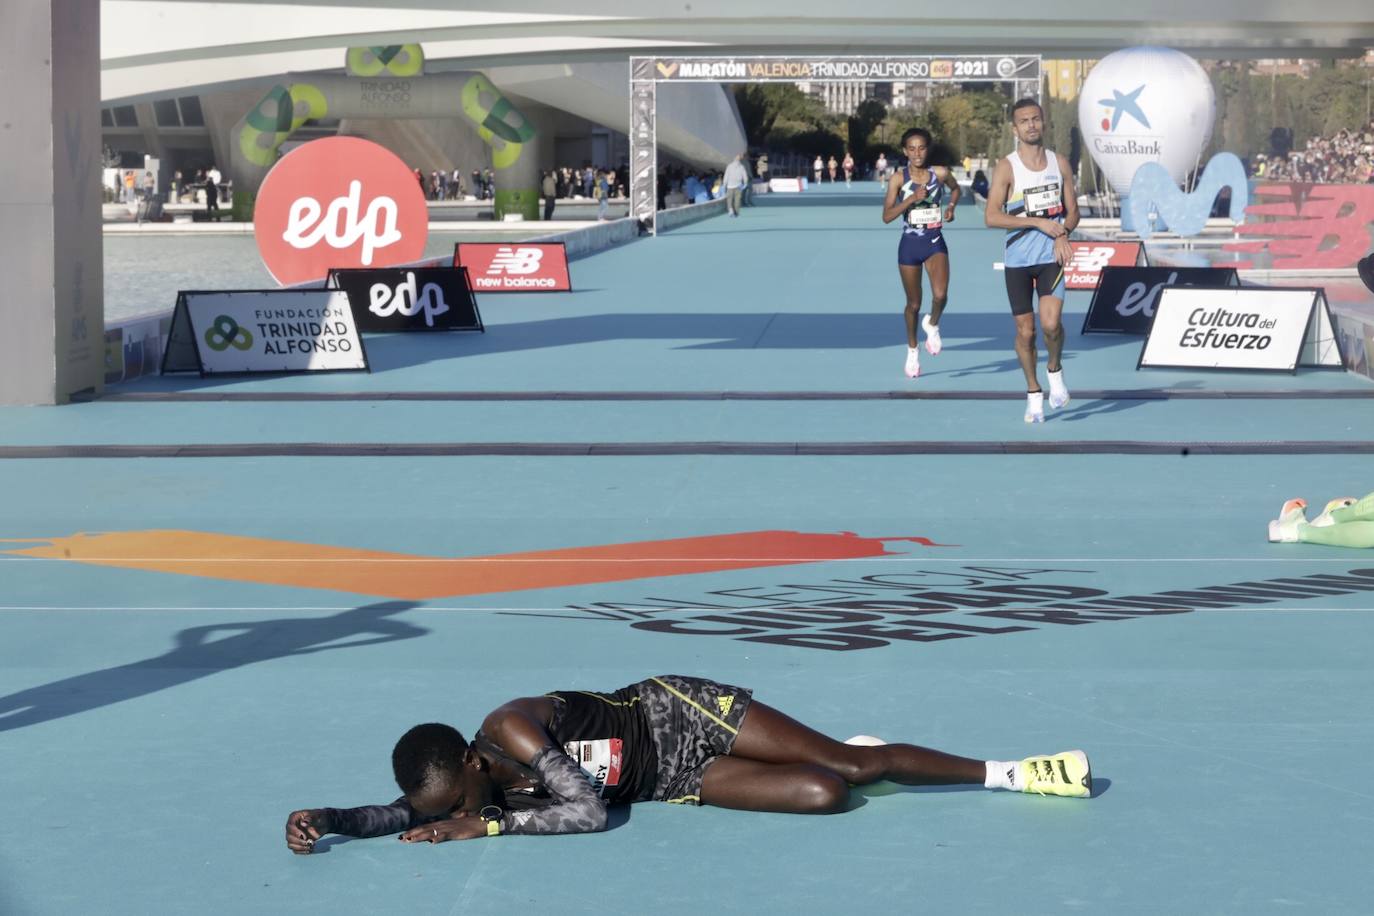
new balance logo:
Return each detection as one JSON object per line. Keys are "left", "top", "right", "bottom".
{"left": 1068, "top": 247, "right": 1116, "bottom": 273}
{"left": 486, "top": 247, "right": 544, "bottom": 275}
{"left": 716, "top": 695, "right": 735, "bottom": 717}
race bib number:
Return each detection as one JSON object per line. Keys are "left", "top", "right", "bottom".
{"left": 562, "top": 738, "right": 624, "bottom": 797}
{"left": 907, "top": 205, "right": 942, "bottom": 228}
{"left": 1024, "top": 182, "right": 1063, "bottom": 218}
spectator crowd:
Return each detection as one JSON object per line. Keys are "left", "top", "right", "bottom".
{"left": 1250, "top": 119, "right": 1374, "bottom": 183}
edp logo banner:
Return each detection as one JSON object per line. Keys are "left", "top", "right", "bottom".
{"left": 254, "top": 137, "right": 429, "bottom": 286}
{"left": 330, "top": 267, "right": 483, "bottom": 333}
{"left": 1082, "top": 266, "right": 1239, "bottom": 334}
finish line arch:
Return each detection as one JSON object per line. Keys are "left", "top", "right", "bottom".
{"left": 630, "top": 54, "right": 1042, "bottom": 234}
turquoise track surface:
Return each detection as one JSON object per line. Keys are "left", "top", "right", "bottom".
{"left": 3, "top": 186, "right": 1373, "bottom": 914}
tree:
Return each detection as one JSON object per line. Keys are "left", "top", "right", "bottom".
{"left": 929, "top": 90, "right": 1009, "bottom": 163}
{"left": 778, "top": 126, "right": 847, "bottom": 161}
{"left": 732, "top": 84, "right": 830, "bottom": 148}
{"left": 846, "top": 99, "right": 888, "bottom": 162}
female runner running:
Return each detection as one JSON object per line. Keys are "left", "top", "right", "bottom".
{"left": 881, "top": 127, "right": 960, "bottom": 378}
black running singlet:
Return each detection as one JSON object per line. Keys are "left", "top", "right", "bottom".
{"left": 540, "top": 686, "right": 658, "bottom": 804}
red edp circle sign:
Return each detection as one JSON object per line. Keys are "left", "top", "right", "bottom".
{"left": 254, "top": 137, "right": 428, "bottom": 286}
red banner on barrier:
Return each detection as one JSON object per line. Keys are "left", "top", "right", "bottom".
{"left": 454, "top": 242, "right": 572, "bottom": 292}
{"left": 1064, "top": 241, "right": 1144, "bottom": 290}
{"left": 1224, "top": 183, "right": 1374, "bottom": 270}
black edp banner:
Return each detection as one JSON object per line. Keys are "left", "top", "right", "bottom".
{"left": 330, "top": 267, "right": 483, "bottom": 333}
{"left": 1082, "top": 266, "right": 1239, "bottom": 335}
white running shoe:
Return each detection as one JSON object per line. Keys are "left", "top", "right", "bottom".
{"left": 921, "top": 315, "right": 943, "bottom": 356}
{"left": 1047, "top": 369, "right": 1070, "bottom": 410}
{"left": 904, "top": 347, "right": 921, "bottom": 379}
{"left": 1024, "top": 390, "right": 1045, "bottom": 424}
{"left": 1310, "top": 497, "right": 1357, "bottom": 528}
{"left": 1268, "top": 498, "right": 1307, "bottom": 542}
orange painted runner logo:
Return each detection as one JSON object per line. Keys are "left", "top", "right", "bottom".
{"left": 1, "top": 530, "right": 950, "bottom": 600}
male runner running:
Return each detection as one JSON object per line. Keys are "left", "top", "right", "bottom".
{"left": 882, "top": 127, "right": 960, "bottom": 379}
{"left": 984, "top": 99, "right": 1080, "bottom": 423}
{"left": 285, "top": 674, "right": 1091, "bottom": 850}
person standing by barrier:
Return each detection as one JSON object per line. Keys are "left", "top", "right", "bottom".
{"left": 971, "top": 170, "right": 990, "bottom": 205}
{"left": 595, "top": 170, "right": 610, "bottom": 220}
{"left": 723, "top": 153, "right": 750, "bottom": 218}
{"left": 542, "top": 171, "right": 557, "bottom": 221}
{"left": 204, "top": 168, "right": 219, "bottom": 217}
{"left": 882, "top": 128, "right": 960, "bottom": 379}
{"left": 756, "top": 153, "right": 769, "bottom": 192}
{"left": 138, "top": 171, "right": 157, "bottom": 224}
{"left": 984, "top": 99, "right": 1079, "bottom": 423}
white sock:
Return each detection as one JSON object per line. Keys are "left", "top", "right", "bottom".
{"left": 985, "top": 760, "right": 1019, "bottom": 791}
{"left": 1048, "top": 369, "right": 1067, "bottom": 393}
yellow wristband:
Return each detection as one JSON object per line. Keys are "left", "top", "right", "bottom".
{"left": 486, "top": 818, "right": 501, "bottom": 837}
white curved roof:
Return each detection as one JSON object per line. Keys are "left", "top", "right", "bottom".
{"left": 103, "top": 1, "right": 1374, "bottom": 101}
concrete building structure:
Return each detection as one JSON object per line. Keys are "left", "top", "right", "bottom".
{"left": 797, "top": 81, "right": 874, "bottom": 116}
{"left": 4, "top": 0, "right": 1374, "bottom": 403}
{"left": 1044, "top": 59, "right": 1093, "bottom": 102}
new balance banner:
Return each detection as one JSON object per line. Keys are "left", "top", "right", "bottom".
{"left": 1138, "top": 286, "right": 1345, "bottom": 372}
{"left": 768, "top": 178, "right": 805, "bottom": 192}
{"left": 161, "top": 289, "right": 369, "bottom": 375}
{"left": 1064, "top": 241, "right": 1144, "bottom": 290}
{"left": 454, "top": 241, "right": 572, "bottom": 292}
{"left": 1082, "top": 266, "right": 1239, "bottom": 334}
{"left": 329, "top": 267, "right": 483, "bottom": 333}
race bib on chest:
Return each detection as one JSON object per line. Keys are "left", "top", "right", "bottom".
{"left": 907, "top": 205, "right": 942, "bottom": 228}
{"left": 562, "top": 738, "right": 624, "bottom": 797}
{"left": 1023, "top": 182, "right": 1063, "bottom": 218}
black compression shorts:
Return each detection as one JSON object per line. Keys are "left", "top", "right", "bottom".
{"left": 1004, "top": 262, "right": 1066, "bottom": 315}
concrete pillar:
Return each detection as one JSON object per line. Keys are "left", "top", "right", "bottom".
{"left": 0, "top": 0, "right": 104, "bottom": 405}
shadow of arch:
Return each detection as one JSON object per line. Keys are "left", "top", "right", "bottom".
{"left": 0, "top": 601, "right": 425, "bottom": 733}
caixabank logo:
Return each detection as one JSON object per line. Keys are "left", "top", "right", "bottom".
{"left": 1077, "top": 47, "right": 1215, "bottom": 197}
{"left": 254, "top": 136, "right": 428, "bottom": 286}
{"left": 1089, "top": 84, "right": 1162, "bottom": 159}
